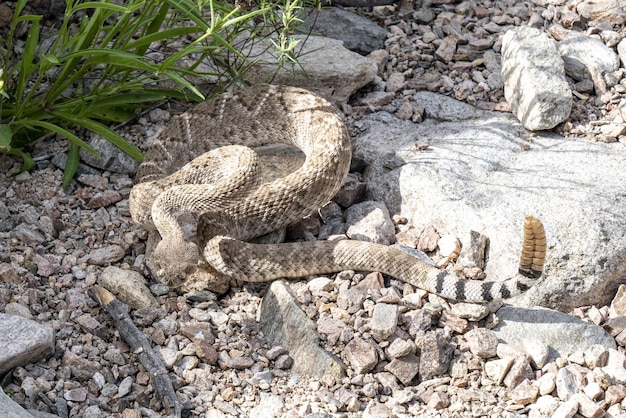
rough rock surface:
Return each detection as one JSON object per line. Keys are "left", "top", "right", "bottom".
{"left": 301, "top": 7, "right": 388, "bottom": 55}
{"left": 501, "top": 26, "right": 572, "bottom": 130}
{"left": 0, "top": 314, "right": 55, "bottom": 376}
{"left": 0, "top": 388, "right": 37, "bottom": 418}
{"left": 558, "top": 32, "right": 621, "bottom": 85}
{"left": 352, "top": 98, "right": 626, "bottom": 311}
{"left": 258, "top": 280, "right": 345, "bottom": 379}
{"left": 577, "top": 0, "right": 626, "bottom": 25}
{"left": 493, "top": 306, "right": 617, "bottom": 361}
{"left": 244, "top": 35, "right": 378, "bottom": 104}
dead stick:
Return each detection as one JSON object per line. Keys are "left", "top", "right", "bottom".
{"left": 89, "top": 285, "right": 183, "bottom": 418}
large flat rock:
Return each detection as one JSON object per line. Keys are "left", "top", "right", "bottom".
{"left": 493, "top": 306, "right": 616, "bottom": 361}
{"left": 243, "top": 35, "right": 377, "bottom": 105}
{"left": 257, "top": 280, "right": 345, "bottom": 378}
{"left": 0, "top": 314, "right": 55, "bottom": 376}
{"left": 352, "top": 92, "right": 626, "bottom": 310}
{"left": 0, "top": 388, "right": 37, "bottom": 418}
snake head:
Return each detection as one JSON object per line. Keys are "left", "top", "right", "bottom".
{"left": 151, "top": 240, "right": 200, "bottom": 287}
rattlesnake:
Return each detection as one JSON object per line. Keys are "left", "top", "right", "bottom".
{"left": 130, "top": 84, "right": 546, "bottom": 302}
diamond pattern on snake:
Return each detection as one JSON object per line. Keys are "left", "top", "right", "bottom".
{"left": 129, "top": 84, "right": 546, "bottom": 302}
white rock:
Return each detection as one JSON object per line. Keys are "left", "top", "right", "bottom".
{"left": 159, "top": 348, "right": 182, "bottom": 369}
{"left": 556, "top": 367, "right": 581, "bottom": 401}
{"left": 577, "top": 0, "right": 626, "bottom": 26}
{"left": 100, "top": 266, "right": 156, "bottom": 309}
{"left": 558, "top": 32, "right": 621, "bottom": 85}
{"left": 307, "top": 277, "right": 334, "bottom": 294}
{"left": 353, "top": 108, "right": 626, "bottom": 311}
{"left": 387, "top": 338, "right": 414, "bottom": 358}
{"left": 583, "top": 381, "right": 603, "bottom": 401}
{"left": 345, "top": 200, "right": 396, "bottom": 245}
{"left": 370, "top": 303, "right": 398, "bottom": 341}
{"left": 551, "top": 398, "right": 579, "bottom": 418}
{"left": 572, "top": 393, "right": 603, "bottom": 418}
{"left": 437, "top": 234, "right": 461, "bottom": 258}
{"left": 569, "top": 351, "right": 586, "bottom": 365}
{"left": 118, "top": 376, "right": 133, "bottom": 398}
{"left": 602, "top": 349, "right": 626, "bottom": 385}
{"left": 501, "top": 26, "right": 572, "bottom": 130}
{"left": 0, "top": 314, "right": 55, "bottom": 376}
{"left": 493, "top": 307, "right": 615, "bottom": 361}
{"left": 533, "top": 395, "right": 559, "bottom": 416}
{"left": 523, "top": 339, "right": 549, "bottom": 369}
{"left": 536, "top": 372, "right": 556, "bottom": 395}
{"left": 484, "top": 357, "right": 514, "bottom": 385}
{"left": 584, "top": 344, "right": 609, "bottom": 369}
{"left": 465, "top": 328, "right": 499, "bottom": 358}
{"left": 249, "top": 393, "right": 284, "bottom": 418}
{"left": 450, "top": 302, "right": 489, "bottom": 321}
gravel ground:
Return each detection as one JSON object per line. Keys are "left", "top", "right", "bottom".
{"left": 1, "top": 0, "right": 626, "bottom": 417}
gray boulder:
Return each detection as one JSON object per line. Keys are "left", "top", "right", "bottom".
{"left": 0, "top": 314, "right": 55, "bottom": 376}
{"left": 501, "top": 26, "right": 571, "bottom": 131}
{"left": 0, "top": 388, "right": 37, "bottom": 418}
{"left": 352, "top": 92, "right": 626, "bottom": 311}
{"left": 558, "top": 32, "right": 621, "bottom": 86}
{"left": 577, "top": 0, "right": 626, "bottom": 25}
{"left": 301, "top": 7, "right": 388, "bottom": 56}
{"left": 258, "top": 280, "right": 345, "bottom": 378}
{"left": 493, "top": 306, "right": 616, "bottom": 361}
{"left": 244, "top": 35, "right": 377, "bottom": 104}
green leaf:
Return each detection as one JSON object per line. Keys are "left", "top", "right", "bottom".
{"left": 71, "top": 2, "right": 132, "bottom": 13}
{"left": 0, "top": 124, "right": 12, "bottom": 151}
{"left": 52, "top": 111, "right": 143, "bottom": 162}
{"left": 11, "top": 119, "right": 98, "bottom": 155}
{"left": 46, "top": 6, "right": 108, "bottom": 102}
{"left": 42, "top": 55, "right": 59, "bottom": 65}
{"left": 3, "top": 0, "right": 312, "bottom": 183}
{"left": 62, "top": 143, "right": 80, "bottom": 187}
{"left": 58, "top": 49, "right": 157, "bottom": 72}
{"left": 141, "top": 88, "right": 205, "bottom": 102}
{"left": 16, "top": 16, "right": 41, "bottom": 108}
{"left": 165, "top": 0, "right": 209, "bottom": 30}
{"left": 12, "top": 0, "right": 28, "bottom": 21}
{"left": 161, "top": 71, "right": 204, "bottom": 101}
{"left": 124, "top": 27, "right": 200, "bottom": 52}
{"left": 84, "top": 92, "right": 170, "bottom": 108}
{"left": 133, "top": 1, "right": 171, "bottom": 56}
{"left": 9, "top": 126, "right": 47, "bottom": 148}
{"left": 85, "top": 108, "right": 136, "bottom": 123}
{"left": 70, "top": 91, "right": 169, "bottom": 121}
{"left": 5, "top": 148, "right": 35, "bottom": 173}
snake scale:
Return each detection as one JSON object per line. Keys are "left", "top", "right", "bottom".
{"left": 129, "top": 84, "right": 546, "bottom": 302}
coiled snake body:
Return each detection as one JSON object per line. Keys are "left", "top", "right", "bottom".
{"left": 130, "top": 84, "right": 545, "bottom": 302}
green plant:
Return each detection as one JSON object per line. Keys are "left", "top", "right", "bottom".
{"left": 0, "top": 0, "right": 310, "bottom": 185}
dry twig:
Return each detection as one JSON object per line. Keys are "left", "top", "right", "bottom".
{"left": 89, "top": 285, "right": 185, "bottom": 418}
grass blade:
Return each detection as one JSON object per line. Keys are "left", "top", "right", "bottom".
{"left": 52, "top": 111, "right": 143, "bottom": 161}
{"left": 0, "top": 124, "right": 12, "bottom": 151}
{"left": 72, "top": 2, "right": 132, "bottom": 13}
{"left": 62, "top": 142, "right": 81, "bottom": 187}
{"left": 58, "top": 49, "right": 157, "bottom": 72}
{"left": 16, "top": 17, "right": 41, "bottom": 109}
{"left": 161, "top": 71, "right": 205, "bottom": 101}
{"left": 124, "top": 27, "right": 200, "bottom": 51}
{"left": 11, "top": 119, "right": 98, "bottom": 155}
{"left": 46, "top": 5, "right": 108, "bottom": 103}
{"left": 133, "top": 1, "right": 170, "bottom": 56}
{"left": 4, "top": 148, "right": 35, "bottom": 172}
